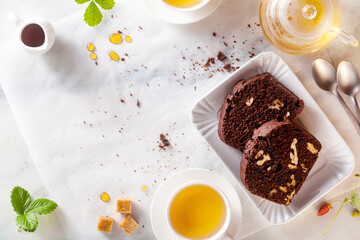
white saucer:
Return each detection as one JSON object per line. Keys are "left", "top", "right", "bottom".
{"left": 142, "top": 0, "right": 223, "bottom": 24}
{"left": 150, "top": 168, "right": 242, "bottom": 240}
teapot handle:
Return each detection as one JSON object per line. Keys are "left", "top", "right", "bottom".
{"left": 330, "top": 26, "right": 358, "bottom": 48}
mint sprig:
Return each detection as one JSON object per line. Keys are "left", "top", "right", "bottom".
{"left": 11, "top": 186, "right": 57, "bottom": 232}
{"left": 75, "top": 0, "right": 115, "bottom": 27}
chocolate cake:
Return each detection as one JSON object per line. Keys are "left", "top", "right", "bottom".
{"left": 218, "top": 73, "right": 304, "bottom": 151}
{"left": 240, "top": 120, "right": 322, "bottom": 205}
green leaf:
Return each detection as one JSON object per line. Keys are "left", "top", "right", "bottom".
{"left": 94, "top": 0, "right": 115, "bottom": 10}
{"left": 84, "top": 1, "right": 103, "bottom": 27}
{"left": 11, "top": 186, "right": 31, "bottom": 215}
{"left": 26, "top": 199, "right": 58, "bottom": 215}
{"left": 351, "top": 193, "right": 359, "bottom": 208}
{"left": 16, "top": 213, "right": 38, "bottom": 232}
{"left": 75, "top": 0, "right": 91, "bottom": 4}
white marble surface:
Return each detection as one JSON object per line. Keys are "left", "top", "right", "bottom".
{"left": 0, "top": 0, "right": 360, "bottom": 239}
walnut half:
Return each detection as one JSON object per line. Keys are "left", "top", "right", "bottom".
{"left": 245, "top": 97, "right": 254, "bottom": 106}
{"left": 307, "top": 142, "right": 318, "bottom": 154}
{"left": 290, "top": 138, "right": 298, "bottom": 165}
{"left": 269, "top": 99, "right": 284, "bottom": 110}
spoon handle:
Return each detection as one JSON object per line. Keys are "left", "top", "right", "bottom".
{"left": 332, "top": 90, "right": 360, "bottom": 134}
{"left": 353, "top": 96, "right": 360, "bottom": 121}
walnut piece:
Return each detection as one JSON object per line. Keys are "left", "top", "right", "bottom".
{"left": 257, "top": 154, "right": 271, "bottom": 166}
{"left": 246, "top": 97, "right": 254, "bottom": 106}
{"left": 267, "top": 166, "right": 271, "bottom": 171}
{"left": 288, "top": 164, "right": 297, "bottom": 169}
{"left": 307, "top": 142, "right": 318, "bottom": 154}
{"left": 285, "top": 111, "right": 290, "bottom": 117}
{"left": 290, "top": 138, "right": 298, "bottom": 165}
{"left": 287, "top": 174, "right": 296, "bottom": 187}
{"left": 255, "top": 150, "right": 264, "bottom": 159}
{"left": 269, "top": 99, "right": 284, "bottom": 110}
{"left": 269, "top": 189, "right": 277, "bottom": 196}
{"left": 286, "top": 190, "right": 296, "bottom": 205}
{"left": 301, "top": 163, "right": 308, "bottom": 173}
{"left": 279, "top": 186, "right": 287, "bottom": 192}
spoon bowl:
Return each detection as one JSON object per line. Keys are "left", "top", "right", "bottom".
{"left": 311, "top": 59, "right": 337, "bottom": 92}
{"left": 337, "top": 60, "right": 360, "bottom": 121}
{"left": 337, "top": 61, "right": 360, "bottom": 96}
{"left": 311, "top": 58, "right": 360, "bottom": 132}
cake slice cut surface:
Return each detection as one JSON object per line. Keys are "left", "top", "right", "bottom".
{"left": 240, "top": 120, "right": 322, "bottom": 205}
{"left": 218, "top": 73, "right": 304, "bottom": 151}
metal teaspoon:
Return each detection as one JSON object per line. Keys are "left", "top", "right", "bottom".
{"left": 311, "top": 59, "right": 360, "bottom": 133}
{"left": 337, "top": 60, "right": 360, "bottom": 121}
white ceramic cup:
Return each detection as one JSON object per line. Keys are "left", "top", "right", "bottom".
{"left": 166, "top": 181, "right": 232, "bottom": 240}
{"left": 161, "top": 0, "right": 210, "bottom": 12}
{"left": 7, "top": 12, "right": 55, "bottom": 55}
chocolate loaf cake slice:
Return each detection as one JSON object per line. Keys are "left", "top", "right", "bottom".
{"left": 240, "top": 120, "right": 321, "bottom": 205}
{"left": 218, "top": 73, "right": 304, "bottom": 151}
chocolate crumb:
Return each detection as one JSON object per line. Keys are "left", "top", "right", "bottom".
{"left": 159, "top": 134, "right": 170, "bottom": 149}
{"left": 117, "top": 30, "right": 122, "bottom": 34}
{"left": 95, "top": 61, "right": 98, "bottom": 66}
{"left": 224, "top": 63, "right": 232, "bottom": 72}
{"left": 217, "top": 51, "right": 227, "bottom": 61}
{"left": 121, "top": 58, "right": 125, "bottom": 61}
{"left": 120, "top": 99, "right": 125, "bottom": 103}
{"left": 137, "top": 99, "right": 141, "bottom": 108}
{"left": 212, "top": 32, "right": 217, "bottom": 37}
{"left": 204, "top": 57, "right": 215, "bottom": 67}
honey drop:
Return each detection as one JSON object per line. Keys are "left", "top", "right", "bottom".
{"left": 125, "top": 35, "right": 132, "bottom": 43}
{"left": 109, "top": 51, "right": 119, "bottom": 61}
{"left": 109, "top": 33, "right": 122, "bottom": 44}
{"left": 141, "top": 185, "right": 148, "bottom": 192}
{"left": 90, "top": 52, "right": 97, "bottom": 60}
{"left": 100, "top": 192, "right": 110, "bottom": 202}
{"left": 87, "top": 43, "right": 95, "bottom": 51}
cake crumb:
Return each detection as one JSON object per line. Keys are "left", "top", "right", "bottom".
{"left": 217, "top": 52, "right": 227, "bottom": 61}
{"left": 159, "top": 133, "right": 170, "bottom": 149}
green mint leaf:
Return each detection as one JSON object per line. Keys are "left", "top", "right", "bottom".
{"left": 350, "top": 193, "right": 359, "bottom": 208}
{"left": 75, "top": 0, "right": 91, "bottom": 4}
{"left": 94, "top": 0, "right": 115, "bottom": 10}
{"left": 11, "top": 186, "right": 31, "bottom": 215}
{"left": 16, "top": 213, "right": 38, "bottom": 232}
{"left": 26, "top": 199, "right": 58, "bottom": 215}
{"left": 84, "top": 1, "right": 103, "bottom": 27}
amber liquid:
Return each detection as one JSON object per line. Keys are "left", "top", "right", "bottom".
{"left": 21, "top": 24, "right": 45, "bottom": 47}
{"left": 163, "top": 0, "right": 204, "bottom": 8}
{"left": 169, "top": 185, "right": 226, "bottom": 239}
{"left": 260, "top": 0, "right": 340, "bottom": 54}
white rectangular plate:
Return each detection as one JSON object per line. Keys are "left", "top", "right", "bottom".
{"left": 191, "top": 52, "right": 354, "bottom": 224}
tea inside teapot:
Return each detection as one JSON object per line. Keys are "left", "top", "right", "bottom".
{"left": 260, "top": 0, "right": 357, "bottom": 55}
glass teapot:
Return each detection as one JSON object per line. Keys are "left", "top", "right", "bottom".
{"left": 260, "top": 0, "right": 358, "bottom": 55}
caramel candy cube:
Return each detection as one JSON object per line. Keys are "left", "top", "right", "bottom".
{"left": 119, "top": 215, "right": 139, "bottom": 235}
{"left": 97, "top": 216, "right": 114, "bottom": 233}
{"left": 116, "top": 199, "right": 131, "bottom": 213}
